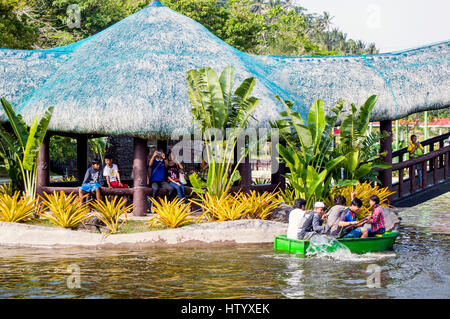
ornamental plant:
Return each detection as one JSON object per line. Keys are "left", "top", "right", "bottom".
{"left": 90, "top": 196, "right": 133, "bottom": 234}
{"left": 0, "top": 97, "right": 53, "bottom": 198}
{"left": 0, "top": 192, "right": 40, "bottom": 223}
{"left": 326, "top": 181, "right": 395, "bottom": 219}
{"left": 39, "top": 191, "right": 90, "bottom": 228}
{"left": 148, "top": 197, "right": 197, "bottom": 229}
{"left": 186, "top": 65, "right": 260, "bottom": 198}
{"left": 195, "top": 190, "right": 250, "bottom": 222}
{"left": 238, "top": 190, "right": 280, "bottom": 220}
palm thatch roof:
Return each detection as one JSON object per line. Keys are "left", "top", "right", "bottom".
{"left": 0, "top": 1, "right": 449, "bottom": 139}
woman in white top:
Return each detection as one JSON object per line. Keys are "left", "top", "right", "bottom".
{"left": 286, "top": 198, "right": 307, "bottom": 239}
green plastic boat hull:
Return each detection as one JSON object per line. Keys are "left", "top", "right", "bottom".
{"left": 274, "top": 232, "right": 399, "bottom": 255}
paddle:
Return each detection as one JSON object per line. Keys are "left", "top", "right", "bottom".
{"left": 338, "top": 217, "right": 370, "bottom": 238}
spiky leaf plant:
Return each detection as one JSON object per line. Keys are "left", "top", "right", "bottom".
{"left": 90, "top": 196, "right": 133, "bottom": 234}
{"left": 39, "top": 191, "right": 90, "bottom": 228}
{"left": 148, "top": 197, "right": 197, "bottom": 229}
{"left": 0, "top": 192, "right": 39, "bottom": 223}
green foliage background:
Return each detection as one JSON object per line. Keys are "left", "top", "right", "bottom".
{"left": 1, "top": 0, "right": 379, "bottom": 56}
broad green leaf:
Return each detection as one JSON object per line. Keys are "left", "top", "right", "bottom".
{"left": 0, "top": 97, "right": 29, "bottom": 149}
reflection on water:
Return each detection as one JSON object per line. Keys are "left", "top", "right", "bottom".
{"left": 0, "top": 193, "right": 448, "bottom": 299}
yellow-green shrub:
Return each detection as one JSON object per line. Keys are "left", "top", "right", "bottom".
{"left": 0, "top": 183, "right": 14, "bottom": 196}
{"left": 0, "top": 192, "right": 39, "bottom": 223}
{"left": 148, "top": 197, "right": 196, "bottom": 229}
{"left": 238, "top": 190, "right": 280, "bottom": 220}
{"left": 39, "top": 191, "right": 90, "bottom": 228}
{"left": 90, "top": 196, "right": 133, "bottom": 234}
{"left": 326, "top": 181, "right": 395, "bottom": 219}
{"left": 195, "top": 191, "right": 249, "bottom": 222}
{"left": 276, "top": 187, "right": 296, "bottom": 206}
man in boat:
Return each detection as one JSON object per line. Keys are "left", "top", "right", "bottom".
{"left": 325, "top": 195, "right": 348, "bottom": 236}
{"left": 286, "top": 198, "right": 307, "bottom": 239}
{"left": 298, "top": 202, "right": 328, "bottom": 240}
{"left": 337, "top": 197, "right": 368, "bottom": 238}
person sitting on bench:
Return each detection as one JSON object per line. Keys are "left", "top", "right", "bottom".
{"left": 103, "top": 155, "right": 128, "bottom": 188}
{"left": 79, "top": 159, "right": 103, "bottom": 201}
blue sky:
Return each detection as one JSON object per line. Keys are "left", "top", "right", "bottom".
{"left": 294, "top": 0, "right": 449, "bottom": 52}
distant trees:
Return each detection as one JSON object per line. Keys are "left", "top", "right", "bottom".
{"left": 0, "top": 0, "right": 38, "bottom": 49}
{"left": 0, "top": 0, "right": 379, "bottom": 56}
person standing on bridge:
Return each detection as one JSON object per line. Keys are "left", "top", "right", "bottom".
{"left": 407, "top": 134, "right": 424, "bottom": 188}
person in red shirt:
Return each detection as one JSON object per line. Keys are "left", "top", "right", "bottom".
{"left": 361, "top": 195, "right": 386, "bottom": 238}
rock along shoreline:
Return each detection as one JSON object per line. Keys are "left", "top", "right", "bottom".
{"left": 0, "top": 219, "right": 288, "bottom": 249}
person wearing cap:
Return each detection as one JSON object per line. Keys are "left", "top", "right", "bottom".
{"left": 79, "top": 159, "right": 104, "bottom": 202}
{"left": 298, "top": 201, "right": 329, "bottom": 240}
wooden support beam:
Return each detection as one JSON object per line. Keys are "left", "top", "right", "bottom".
{"left": 379, "top": 120, "right": 393, "bottom": 193}
{"left": 271, "top": 139, "right": 286, "bottom": 191}
{"left": 36, "top": 135, "right": 50, "bottom": 197}
{"left": 76, "top": 136, "right": 88, "bottom": 182}
{"left": 238, "top": 154, "right": 252, "bottom": 193}
{"left": 132, "top": 137, "right": 148, "bottom": 216}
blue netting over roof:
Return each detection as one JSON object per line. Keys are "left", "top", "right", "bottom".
{"left": 0, "top": 1, "right": 449, "bottom": 139}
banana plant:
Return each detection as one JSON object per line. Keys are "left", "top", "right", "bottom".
{"left": 0, "top": 97, "right": 53, "bottom": 199}
{"left": 334, "top": 94, "right": 391, "bottom": 183}
{"left": 186, "top": 65, "right": 259, "bottom": 197}
{"left": 271, "top": 96, "right": 346, "bottom": 208}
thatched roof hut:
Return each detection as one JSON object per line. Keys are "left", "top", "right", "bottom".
{"left": 0, "top": 1, "right": 449, "bottom": 139}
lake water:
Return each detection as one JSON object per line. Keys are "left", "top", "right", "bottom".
{"left": 0, "top": 192, "right": 448, "bottom": 299}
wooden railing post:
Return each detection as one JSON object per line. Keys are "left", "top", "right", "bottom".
{"left": 439, "top": 140, "right": 444, "bottom": 168}
{"left": 433, "top": 157, "right": 438, "bottom": 185}
{"left": 409, "top": 165, "right": 416, "bottom": 194}
{"left": 398, "top": 168, "right": 404, "bottom": 198}
{"left": 445, "top": 150, "right": 449, "bottom": 181}
{"left": 421, "top": 161, "right": 427, "bottom": 189}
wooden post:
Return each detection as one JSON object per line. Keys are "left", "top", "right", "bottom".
{"left": 421, "top": 161, "right": 427, "bottom": 189}
{"left": 409, "top": 165, "right": 416, "bottom": 194}
{"left": 133, "top": 137, "right": 148, "bottom": 216}
{"left": 271, "top": 138, "right": 286, "bottom": 191}
{"left": 36, "top": 135, "right": 50, "bottom": 197}
{"left": 429, "top": 143, "right": 434, "bottom": 170}
{"left": 445, "top": 150, "right": 449, "bottom": 181}
{"left": 238, "top": 154, "right": 252, "bottom": 193}
{"left": 398, "top": 168, "right": 404, "bottom": 198}
{"left": 379, "top": 120, "right": 393, "bottom": 193}
{"left": 433, "top": 157, "right": 438, "bottom": 185}
{"left": 439, "top": 140, "right": 444, "bottom": 168}
{"left": 76, "top": 135, "right": 88, "bottom": 182}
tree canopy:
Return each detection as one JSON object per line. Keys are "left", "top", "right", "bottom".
{"left": 1, "top": 0, "right": 379, "bottom": 56}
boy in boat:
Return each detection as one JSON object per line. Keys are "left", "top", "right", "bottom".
{"left": 103, "top": 155, "right": 129, "bottom": 188}
{"left": 361, "top": 195, "right": 386, "bottom": 237}
{"left": 79, "top": 159, "right": 103, "bottom": 201}
{"left": 286, "top": 198, "right": 307, "bottom": 239}
{"left": 337, "top": 197, "right": 367, "bottom": 238}
{"left": 298, "top": 202, "right": 328, "bottom": 240}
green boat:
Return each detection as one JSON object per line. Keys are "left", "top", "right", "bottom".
{"left": 274, "top": 232, "right": 399, "bottom": 255}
